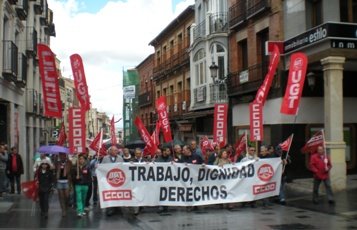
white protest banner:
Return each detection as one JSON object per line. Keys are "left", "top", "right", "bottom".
{"left": 96, "top": 158, "right": 282, "bottom": 208}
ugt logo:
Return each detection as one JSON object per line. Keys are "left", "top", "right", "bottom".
{"left": 106, "top": 168, "right": 126, "bottom": 187}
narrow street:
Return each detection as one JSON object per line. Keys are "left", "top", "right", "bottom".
{"left": 0, "top": 186, "right": 356, "bottom": 229}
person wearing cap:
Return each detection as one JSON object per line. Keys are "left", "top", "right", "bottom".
{"left": 36, "top": 159, "right": 55, "bottom": 219}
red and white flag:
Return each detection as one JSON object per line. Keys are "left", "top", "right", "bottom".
{"left": 255, "top": 44, "right": 280, "bottom": 105}
{"left": 70, "top": 54, "right": 91, "bottom": 111}
{"left": 37, "top": 44, "right": 62, "bottom": 118}
{"left": 134, "top": 117, "right": 157, "bottom": 157}
{"left": 68, "top": 107, "right": 86, "bottom": 154}
{"left": 89, "top": 130, "right": 107, "bottom": 155}
{"left": 56, "top": 122, "right": 67, "bottom": 146}
{"left": 234, "top": 132, "right": 247, "bottom": 162}
{"left": 213, "top": 104, "right": 228, "bottom": 148}
{"left": 200, "top": 136, "right": 214, "bottom": 157}
{"left": 249, "top": 101, "right": 263, "bottom": 141}
{"left": 156, "top": 96, "right": 172, "bottom": 143}
{"left": 279, "top": 134, "right": 294, "bottom": 152}
{"left": 301, "top": 130, "right": 324, "bottom": 154}
{"left": 151, "top": 121, "right": 161, "bottom": 147}
{"left": 280, "top": 53, "right": 308, "bottom": 115}
{"left": 110, "top": 116, "right": 117, "bottom": 146}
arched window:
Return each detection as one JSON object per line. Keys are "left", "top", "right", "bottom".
{"left": 193, "top": 49, "right": 206, "bottom": 85}
{"left": 210, "top": 43, "right": 227, "bottom": 80}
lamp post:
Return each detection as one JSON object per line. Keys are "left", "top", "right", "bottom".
{"left": 209, "top": 62, "right": 219, "bottom": 101}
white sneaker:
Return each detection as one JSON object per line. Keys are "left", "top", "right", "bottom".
{"left": 77, "top": 213, "right": 82, "bottom": 217}
{"left": 81, "top": 212, "right": 87, "bottom": 216}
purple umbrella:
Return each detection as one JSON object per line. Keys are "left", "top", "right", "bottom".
{"left": 37, "top": 145, "right": 70, "bottom": 154}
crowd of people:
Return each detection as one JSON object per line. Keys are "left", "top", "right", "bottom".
{"left": 0, "top": 140, "right": 335, "bottom": 219}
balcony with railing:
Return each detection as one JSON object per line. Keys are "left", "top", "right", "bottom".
{"left": 209, "top": 83, "right": 228, "bottom": 103}
{"left": 138, "top": 91, "right": 153, "bottom": 108}
{"left": 229, "top": 0, "right": 270, "bottom": 29}
{"left": 26, "top": 89, "right": 39, "bottom": 114}
{"left": 193, "top": 20, "right": 206, "bottom": 41}
{"left": 193, "top": 85, "right": 207, "bottom": 104}
{"left": 16, "top": 53, "right": 27, "bottom": 88}
{"left": 227, "top": 62, "right": 268, "bottom": 96}
{"left": 209, "top": 12, "right": 228, "bottom": 34}
{"left": 153, "top": 39, "right": 190, "bottom": 79}
{"left": 2, "top": 41, "right": 18, "bottom": 82}
{"left": 16, "top": 0, "right": 29, "bottom": 20}
{"left": 34, "top": 0, "right": 44, "bottom": 15}
{"left": 26, "top": 27, "right": 37, "bottom": 56}
{"left": 166, "top": 90, "right": 191, "bottom": 118}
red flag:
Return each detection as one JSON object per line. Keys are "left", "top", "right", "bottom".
{"left": 21, "top": 180, "right": 38, "bottom": 202}
{"left": 156, "top": 96, "right": 172, "bottom": 143}
{"left": 151, "top": 121, "right": 161, "bottom": 147}
{"left": 234, "top": 133, "right": 247, "bottom": 162}
{"left": 279, "top": 134, "right": 294, "bottom": 152}
{"left": 37, "top": 44, "right": 62, "bottom": 118}
{"left": 89, "top": 130, "right": 107, "bottom": 156}
{"left": 110, "top": 116, "right": 117, "bottom": 146}
{"left": 301, "top": 130, "right": 324, "bottom": 154}
{"left": 200, "top": 136, "right": 214, "bottom": 157}
{"left": 56, "top": 123, "right": 67, "bottom": 146}
{"left": 213, "top": 104, "right": 228, "bottom": 148}
{"left": 68, "top": 107, "right": 86, "bottom": 154}
{"left": 249, "top": 101, "right": 263, "bottom": 141}
{"left": 70, "top": 54, "right": 91, "bottom": 111}
{"left": 134, "top": 117, "right": 157, "bottom": 157}
{"left": 255, "top": 44, "right": 280, "bottom": 105}
{"left": 280, "top": 53, "right": 308, "bottom": 115}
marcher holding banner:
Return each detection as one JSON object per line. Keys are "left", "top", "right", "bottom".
{"left": 309, "top": 146, "right": 335, "bottom": 205}
{"left": 180, "top": 145, "right": 204, "bottom": 165}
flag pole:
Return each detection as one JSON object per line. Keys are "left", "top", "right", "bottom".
{"left": 321, "top": 129, "right": 328, "bottom": 171}
{"left": 245, "top": 131, "right": 249, "bottom": 156}
{"left": 97, "top": 128, "right": 103, "bottom": 158}
{"left": 283, "top": 133, "right": 294, "bottom": 172}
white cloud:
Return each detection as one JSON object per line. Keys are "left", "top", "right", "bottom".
{"left": 48, "top": 0, "right": 194, "bottom": 127}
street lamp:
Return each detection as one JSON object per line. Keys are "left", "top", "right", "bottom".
{"left": 307, "top": 72, "right": 316, "bottom": 91}
{"left": 209, "top": 61, "right": 219, "bottom": 83}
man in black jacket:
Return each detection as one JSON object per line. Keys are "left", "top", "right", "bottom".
{"left": 180, "top": 145, "right": 203, "bottom": 164}
{"left": 7, "top": 147, "right": 24, "bottom": 194}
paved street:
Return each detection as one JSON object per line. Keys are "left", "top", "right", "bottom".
{"left": 0, "top": 183, "right": 357, "bottom": 229}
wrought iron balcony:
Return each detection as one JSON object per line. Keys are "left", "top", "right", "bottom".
{"left": 193, "top": 85, "right": 207, "bottom": 104}
{"left": 26, "top": 27, "right": 37, "bottom": 56}
{"left": 193, "top": 20, "right": 206, "bottom": 41}
{"left": 209, "top": 12, "right": 228, "bottom": 34}
{"left": 7, "top": 0, "right": 17, "bottom": 5}
{"left": 229, "top": 0, "right": 270, "bottom": 29}
{"left": 45, "top": 23, "right": 56, "bottom": 37}
{"left": 2, "top": 40, "right": 18, "bottom": 82}
{"left": 227, "top": 62, "right": 268, "bottom": 96}
{"left": 15, "top": 0, "right": 29, "bottom": 20}
{"left": 138, "top": 92, "right": 153, "bottom": 108}
{"left": 16, "top": 53, "right": 27, "bottom": 88}
{"left": 209, "top": 83, "right": 228, "bottom": 103}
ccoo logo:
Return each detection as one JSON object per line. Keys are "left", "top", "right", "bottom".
{"left": 106, "top": 168, "right": 126, "bottom": 187}
{"left": 257, "top": 164, "right": 274, "bottom": 182}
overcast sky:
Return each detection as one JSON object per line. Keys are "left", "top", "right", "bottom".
{"left": 48, "top": 0, "right": 194, "bottom": 128}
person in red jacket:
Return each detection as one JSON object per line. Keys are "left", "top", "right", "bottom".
{"left": 309, "top": 145, "right": 335, "bottom": 205}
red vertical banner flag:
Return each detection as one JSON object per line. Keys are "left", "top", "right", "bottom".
{"left": 213, "top": 104, "right": 228, "bottom": 147}
{"left": 68, "top": 107, "right": 86, "bottom": 154}
{"left": 56, "top": 122, "right": 67, "bottom": 146}
{"left": 134, "top": 117, "right": 157, "bottom": 157}
{"left": 37, "top": 44, "right": 62, "bottom": 118}
{"left": 234, "top": 132, "right": 247, "bottom": 162}
{"left": 70, "top": 54, "right": 91, "bottom": 111}
{"left": 279, "top": 134, "right": 294, "bottom": 152}
{"left": 249, "top": 102, "right": 263, "bottom": 141}
{"left": 280, "top": 52, "right": 308, "bottom": 115}
{"left": 110, "top": 116, "right": 117, "bottom": 146}
{"left": 255, "top": 44, "right": 280, "bottom": 105}
{"left": 156, "top": 96, "right": 172, "bottom": 143}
